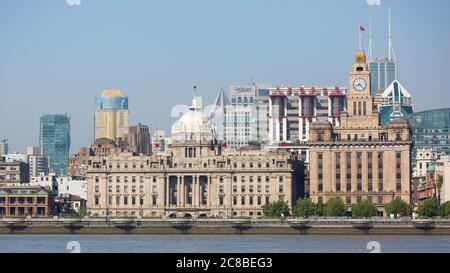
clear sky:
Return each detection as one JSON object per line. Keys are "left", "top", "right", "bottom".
{"left": 1, "top": 0, "right": 449, "bottom": 154}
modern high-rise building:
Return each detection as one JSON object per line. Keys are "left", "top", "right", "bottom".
{"left": 126, "top": 123, "right": 152, "bottom": 155}
{"left": 309, "top": 51, "right": 412, "bottom": 215}
{"left": 94, "top": 90, "right": 129, "bottom": 142}
{"left": 407, "top": 108, "right": 450, "bottom": 165}
{"left": 0, "top": 139, "right": 8, "bottom": 156}
{"left": 39, "top": 114, "right": 71, "bottom": 176}
{"left": 27, "top": 146, "right": 49, "bottom": 177}
{"left": 268, "top": 86, "right": 347, "bottom": 143}
{"left": 224, "top": 84, "right": 272, "bottom": 149}
{"left": 368, "top": 7, "right": 398, "bottom": 96}
{"left": 369, "top": 57, "right": 396, "bottom": 95}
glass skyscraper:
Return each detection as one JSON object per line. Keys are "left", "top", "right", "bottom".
{"left": 407, "top": 108, "right": 450, "bottom": 165}
{"left": 39, "top": 114, "right": 71, "bottom": 176}
{"left": 369, "top": 57, "right": 396, "bottom": 95}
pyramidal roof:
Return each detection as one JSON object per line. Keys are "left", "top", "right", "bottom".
{"left": 381, "top": 80, "right": 412, "bottom": 101}
{"left": 213, "top": 89, "right": 230, "bottom": 109}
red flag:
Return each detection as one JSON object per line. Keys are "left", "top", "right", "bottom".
{"left": 360, "top": 25, "right": 366, "bottom": 31}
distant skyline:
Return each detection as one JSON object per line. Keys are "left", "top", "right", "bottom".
{"left": 1, "top": 0, "right": 450, "bottom": 154}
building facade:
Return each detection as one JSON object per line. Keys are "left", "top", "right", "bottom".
{"left": 0, "top": 157, "right": 30, "bottom": 185}
{"left": 369, "top": 57, "right": 396, "bottom": 96}
{"left": 376, "top": 80, "right": 414, "bottom": 125}
{"left": 0, "top": 139, "right": 8, "bottom": 156}
{"left": 27, "top": 146, "right": 49, "bottom": 177}
{"left": 94, "top": 90, "right": 129, "bottom": 142}
{"left": 87, "top": 95, "right": 303, "bottom": 218}
{"left": 0, "top": 185, "right": 53, "bottom": 217}
{"left": 268, "top": 86, "right": 347, "bottom": 144}
{"left": 309, "top": 51, "right": 411, "bottom": 215}
{"left": 39, "top": 114, "right": 71, "bottom": 176}
{"left": 125, "top": 123, "right": 152, "bottom": 155}
{"left": 407, "top": 108, "right": 450, "bottom": 165}
{"left": 224, "top": 84, "right": 272, "bottom": 149}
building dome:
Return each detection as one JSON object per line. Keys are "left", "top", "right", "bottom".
{"left": 427, "top": 164, "right": 436, "bottom": 173}
{"left": 171, "top": 95, "right": 215, "bottom": 143}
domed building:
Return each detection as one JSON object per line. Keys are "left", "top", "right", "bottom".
{"left": 170, "top": 95, "right": 217, "bottom": 160}
{"left": 171, "top": 95, "right": 215, "bottom": 144}
{"left": 86, "top": 94, "right": 304, "bottom": 219}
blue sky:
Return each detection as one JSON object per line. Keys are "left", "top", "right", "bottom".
{"left": 1, "top": 0, "right": 449, "bottom": 153}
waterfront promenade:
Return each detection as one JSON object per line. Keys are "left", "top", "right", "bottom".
{"left": 1, "top": 217, "right": 450, "bottom": 235}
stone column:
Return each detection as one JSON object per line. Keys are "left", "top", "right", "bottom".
{"left": 209, "top": 175, "right": 213, "bottom": 207}
{"left": 165, "top": 176, "right": 169, "bottom": 207}
{"left": 194, "top": 175, "right": 199, "bottom": 207}
{"left": 180, "top": 175, "right": 185, "bottom": 208}
{"left": 177, "top": 175, "right": 182, "bottom": 207}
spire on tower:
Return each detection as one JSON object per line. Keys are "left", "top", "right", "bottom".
{"left": 388, "top": 7, "right": 398, "bottom": 79}
{"left": 388, "top": 6, "right": 397, "bottom": 62}
{"left": 368, "top": 6, "right": 374, "bottom": 62}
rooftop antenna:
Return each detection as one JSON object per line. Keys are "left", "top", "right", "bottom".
{"left": 388, "top": 7, "right": 398, "bottom": 78}
{"left": 368, "top": 6, "right": 373, "bottom": 62}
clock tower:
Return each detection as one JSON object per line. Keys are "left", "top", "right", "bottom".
{"left": 341, "top": 50, "right": 379, "bottom": 128}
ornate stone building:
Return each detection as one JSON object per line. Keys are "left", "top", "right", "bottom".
{"left": 87, "top": 95, "right": 303, "bottom": 218}
{"left": 309, "top": 51, "right": 411, "bottom": 215}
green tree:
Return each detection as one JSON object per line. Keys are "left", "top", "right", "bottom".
{"left": 315, "top": 202, "right": 325, "bottom": 216}
{"left": 262, "top": 200, "right": 290, "bottom": 218}
{"left": 386, "top": 197, "right": 412, "bottom": 217}
{"left": 77, "top": 207, "right": 87, "bottom": 218}
{"left": 324, "top": 197, "right": 347, "bottom": 216}
{"left": 293, "top": 197, "right": 315, "bottom": 218}
{"left": 435, "top": 174, "right": 444, "bottom": 206}
{"left": 440, "top": 201, "right": 450, "bottom": 218}
{"left": 418, "top": 198, "right": 439, "bottom": 219}
{"left": 352, "top": 200, "right": 378, "bottom": 218}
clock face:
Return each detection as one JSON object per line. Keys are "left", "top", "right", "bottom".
{"left": 353, "top": 78, "right": 367, "bottom": 92}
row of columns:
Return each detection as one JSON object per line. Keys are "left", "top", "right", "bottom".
{"left": 165, "top": 175, "right": 213, "bottom": 208}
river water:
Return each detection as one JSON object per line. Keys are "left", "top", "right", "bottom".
{"left": 0, "top": 235, "right": 450, "bottom": 253}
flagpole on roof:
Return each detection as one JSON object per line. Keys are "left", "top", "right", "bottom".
{"left": 359, "top": 26, "right": 362, "bottom": 51}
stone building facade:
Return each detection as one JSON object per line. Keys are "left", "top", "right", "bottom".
{"left": 309, "top": 51, "right": 412, "bottom": 215}
{"left": 87, "top": 95, "right": 303, "bottom": 218}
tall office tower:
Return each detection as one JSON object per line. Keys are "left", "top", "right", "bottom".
{"left": 0, "top": 139, "right": 8, "bottom": 156}
{"left": 268, "top": 86, "right": 347, "bottom": 143}
{"left": 94, "top": 90, "right": 129, "bottom": 143}
{"left": 126, "top": 124, "right": 152, "bottom": 155}
{"left": 39, "top": 114, "right": 71, "bottom": 176}
{"left": 368, "top": 7, "right": 397, "bottom": 95}
{"left": 254, "top": 87, "right": 271, "bottom": 144}
{"left": 26, "top": 146, "right": 49, "bottom": 177}
{"left": 224, "top": 84, "right": 272, "bottom": 149}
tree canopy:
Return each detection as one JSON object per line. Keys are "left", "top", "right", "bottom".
{"left": 352, "top": 199, "right": 378, "bottom": 218}
{"left": 324, "top": 197, "right": 347, "bottom": 216}
{"left": 293, "top": 197, "right": 315, "bottom": 218}
{"left": 386, "top": 197, "right": 412, "bottom": 217}
{"left": 262, "top": 200, "right": 290, "bottom": 218}
{"left": 418, "top": 198, "right": 439, "bottom": 218}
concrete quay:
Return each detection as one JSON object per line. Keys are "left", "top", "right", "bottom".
{"left": 1, "top": 218, "right": 450, "bottom": 235}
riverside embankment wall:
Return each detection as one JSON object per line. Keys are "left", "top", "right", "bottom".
{"left": 1, "top": 218, "right": 450, "bottom": 235}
